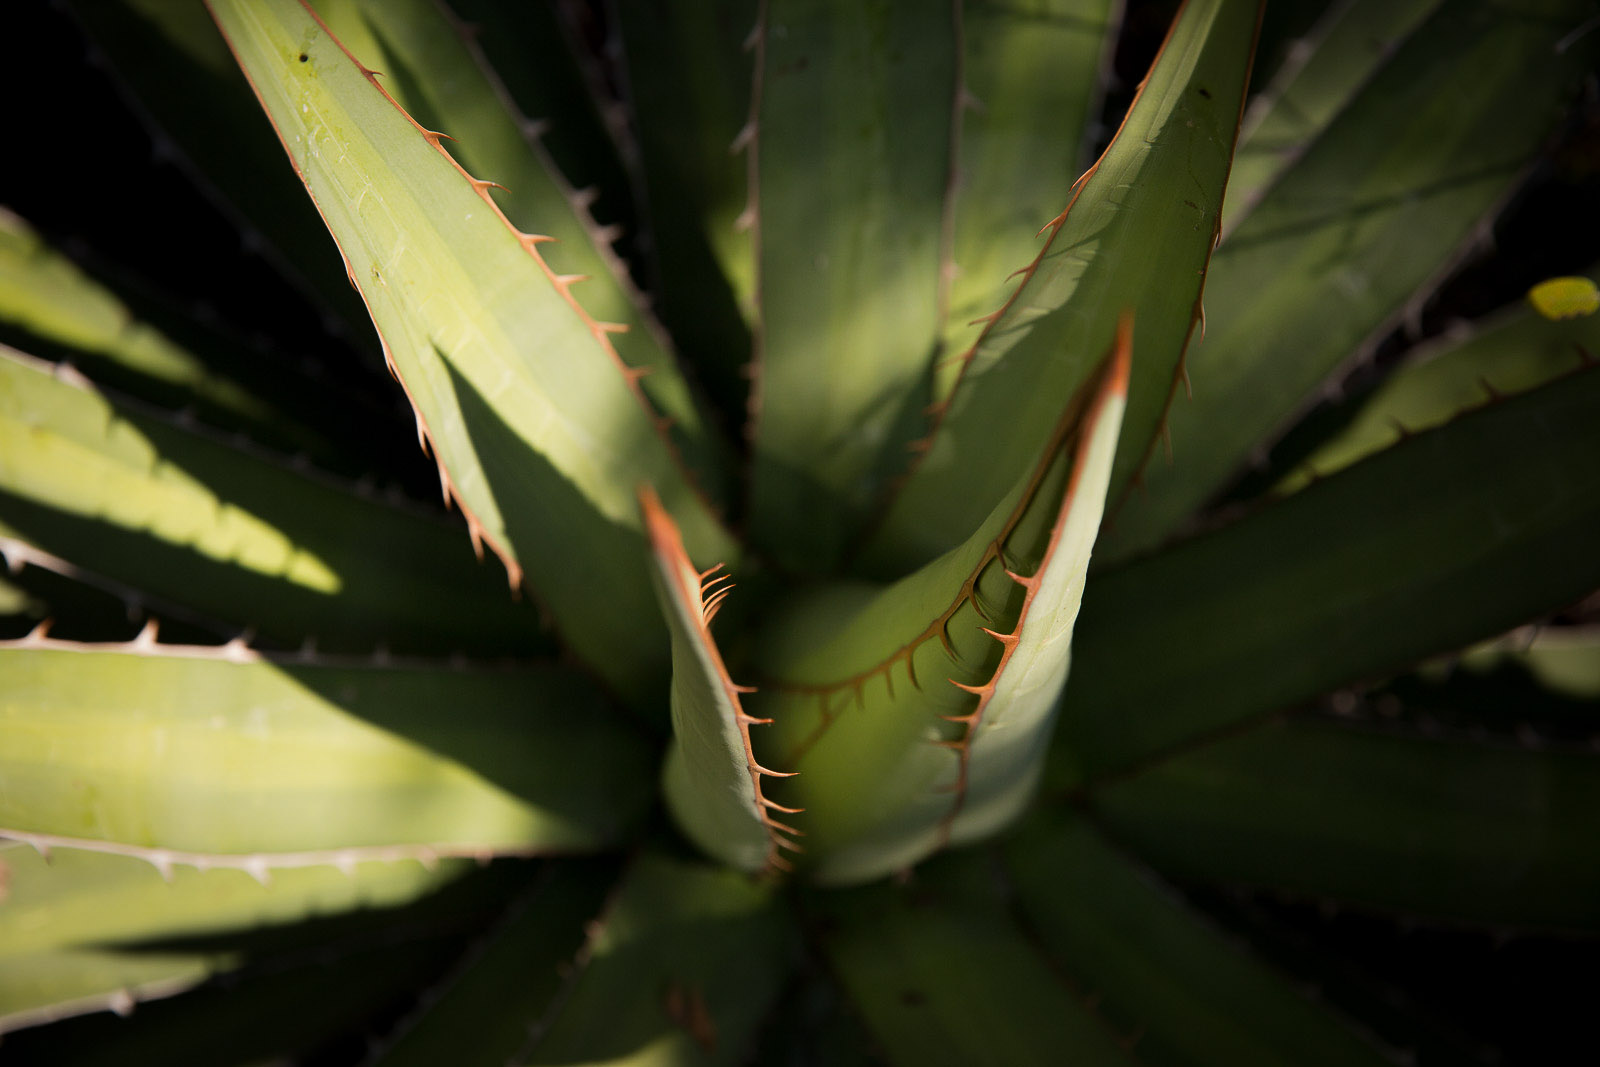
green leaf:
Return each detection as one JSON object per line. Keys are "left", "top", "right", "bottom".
{"left": 369, "top": 859, "right": 617, "bottom": 1067}
{"left": 0, "top": 859, "right": 524, "bottom": 1062}
{"left": 309, "top": 0, "right": 736, "bottom": 506}
{"left": 0, "top": 208, "right": 411, "bottom": 479}
{"left": 1102, "top": 0, "right": 1600, "bottom": 560}
{"left": 0, "top": 841, "right": 467, "bottom": 1034}
{"left": 1005, "top": 808, "right": 1392, "bottom": 1067}
{"left": 208, "top": 0, "right": 738, "bottom": 709}
{"left": 1053, "top": 364, "right": 1600, "bottom": 786}
{"left": 1453, "top": 625, "right": 1600, "bottom": 702}
{"left": 521, "top": 852, "right": 796, "bottom": 1066}
{"left": 1276, "top": 279, "right": 1600, "bottom": 492}
{"left": 1222, "top": 0, "right": 1443, "bottom": 231}
{"left": 0, "top": 639, "right": 651, "bottom": 860}
{"left": 0, "top": 211, "right": 276, "bottom": 440}
{"left": 1092, "top": 717, "right": 1600, "bottom": 931}
{"left": 754, "top": 330, "right": 1128, "bottom": 884}
{"left": 938, "top": 0, "right": 1118, "bottom": 381}
{"left": 861, "top": 0, "right": 1258, "bottom": 574}
{"left": 810, "top": 850, "right": 1137, "bottom": 1066}
{"left": 0, "top": 346, "right": 540, "bottom": 655}
{"left": 614, "top": 0, "right": 759, "bottom": 426}
{"left": 641, "top": 487, "right": 797, "bottom": 875}
{"left": 747, "top": 0, "right": 958, "bottom": 570}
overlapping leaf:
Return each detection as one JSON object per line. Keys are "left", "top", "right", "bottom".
{"left": 209, "top": 0, "right": 737, "bottom": 709}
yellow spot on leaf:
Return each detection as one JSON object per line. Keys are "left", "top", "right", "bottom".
{"left": 1527, "top": 276, "right": 1600, "bottom": 320}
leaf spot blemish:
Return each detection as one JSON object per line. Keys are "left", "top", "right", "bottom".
{"left": 298, "top": 53, "right": 309, "bottom": 63}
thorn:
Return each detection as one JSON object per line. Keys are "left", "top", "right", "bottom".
{"left": 1180, "top": 362, "right": 1193, "bottom": 400}
{"left": 29, "top": 839, "right": 51, "bottom": 861}
{"left": 244, "top": 856, "right": 271, "bottom": 886}
{"left": 593, "top": 223, "right": 624, "bottom": 245}
{"left": 733, "top": 205, "right": 756, "bottom": 233}
{"left": 335, "top": 854, "right": 358, "bottom": 876}
{"left": 571, "top": 186, "right": 600, "bottom": 210}
{"left": 759, "top": 797, "right": 805, "bottom": 814}
{"left": 948, "top": 679, "right": 988, "bottom": 696}
{"left": 108, "top": 989, "right": 136, "bottom": 1017}
{"left": 554, "top": 273, "right": 590, "bottom": 290}
{"left": 596, "top": 320, "right": 630, "bottom": 334}
{"left": 730, "top": 121, "right": 757, "bottom": 154}
{"left": 519, "top": 232, "right": 556, "bottom": 248}
{"left": 131, "top": 617, "right": 160, "bottom": 651}
{"left": 753, "top": 763, "right": 798, "bottom": 778}
{"left": 149, "top": 852, "right": 175, "bottom": 882}
{"left": 470, "top": 177, "right": 510, "bottom": 195}
{"left": 981, "top": 627, "right": 1019, "bottom": 645}
{"left": 519, "top": 116, "right": 551, "bottom": 140}
{"left": 466, "top": 519, "right": 485, "bottom": 561}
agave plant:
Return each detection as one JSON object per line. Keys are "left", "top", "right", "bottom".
{"left": 3, "top": 0, "right": 1599, "bottom": 1061}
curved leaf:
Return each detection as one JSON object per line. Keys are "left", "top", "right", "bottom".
{"left": 754, "top": 328, "right": 1128, "bottom": 884}
{"left": 642, "top": 487, "right": 798, "bottom": 875}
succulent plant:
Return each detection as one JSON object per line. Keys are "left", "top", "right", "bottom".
{"left": 2, "top": 0, "right": 1599, "bottom": 1062}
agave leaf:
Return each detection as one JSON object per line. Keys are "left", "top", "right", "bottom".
{"left": 0, "top": 210, "right": 281, "bottom": 441}
{"left": 0, "top": 864, "right": 520, "bottom": 1063}
{"left": 1093, "top": 718, "right": 1600, "bottom": 931}
{"left": 860, "top": 0, "right": 1258, "bottom": 575}
{"left": 208, "top": 0, "right": 737, "bottom": 709}
{"left": 1102, "top": 0, "right": 1600, "bottom": 560}
{"left": 754, "top": 326, "right": 1127, "bottom": 884}
{"left": 1221, "top": 0, "right": 1443, "bottom": 232}
{"left": 1276, "top": 278, "right": 1600, "bottom": 492}
{"left": 520, "top": 852, "right": 795, "bottom": 1066}
{"left": 641, "top": 486, "right": 796, "bottom": 875}
{"left": 0, "top": 209, "right": 414, "bottom": 478}
{"left": 368, "top": 859, "right": 617, "bottom": 1067}
{"left": 1451, "top": 626, "right": 1600, "bottom": 702}
{"left": 442, "top": 0, "right": 637, "bottom": 232}
{"left": 0, "top": 842, "right": 469, "bottom": 1034}
{"left": 745, "top": 0, "right": 959, "bottom": 570}
{"left": 63, "top": 0, "right": 368, "bottom": 337}
{"left": 613, "top": 0, "right": 758, "bottom": 424}
{"left": 309, "top": 0, "right": 735, "bottom": 505}
{"left": 1005, "top": 808, "right": 1392, "bottom": 1067}
{"left": 1053, "top": 363, "right": 1600, "bottom": 786}
{"left": 809, "top": 850, "right": 1137, "bottom": 1066}
{"left": 938, "top": 0, "right": 1119, "bottom": 384}
{"left": 0, "top": 346, "right": 540, "bottom": 654}
{"left": 0, "top": 638, "right": 651, "bottom": 860}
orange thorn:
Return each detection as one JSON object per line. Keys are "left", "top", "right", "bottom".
{"left": 949, "top": 679, "right": 989, "bottom": 696}
{"left": 520, "top": 232, "right": 556, "bottom": 247}
{"left": 759, "top": 797, "right": 805, "bottom": 814}
{"left": 981, "top": 627, "right": 1020, "bottom": 645}
{"left": 470, "top": 177, "right": 510, "bottom": 193}
{"left": 596, "top": 321, "right": 631, "bottom": 335}
{"left": 555, "top": 273, "right": 590, "bottom": 289}
{"left": 754, "top": 763, "right": 799, "bottom": 778}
